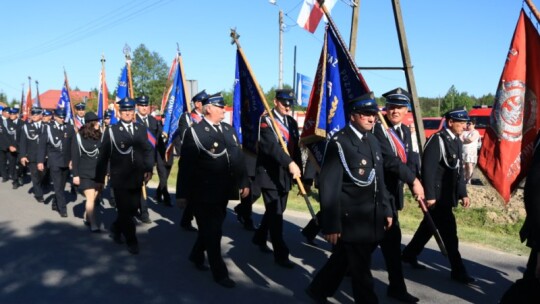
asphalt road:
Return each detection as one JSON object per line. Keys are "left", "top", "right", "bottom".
{"left": 0, "top": 179, "right": 528, "bottom": 304}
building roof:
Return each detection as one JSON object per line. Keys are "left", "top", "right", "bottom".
{"left": 34, "top": 90, "right": 93, "bottom": 109}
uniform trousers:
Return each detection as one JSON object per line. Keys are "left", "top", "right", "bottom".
{"left": 253, "top": 189, "right": 290, "bottom": 262}
{"left": 181, "top": 201, "right": 195, "bottom": 227}
{"left": 523, "top": 249, "right": 539, "bottom": 280}
{"left": 8, "top": 151, "right": 23, "bottom": 183}
{"left": 28, "top": 162, "right": 45, "bottom": 198}
{"left": 190, "top": 201, "right": 229, "bottom": 281}
{"left": 112, "top": 187, "right": 141, "bottom": 246}
{"left": 50, "top": 166, "right": 70, "bottom": 213}
{"left": 379, "top": 218, "right": 407, "bottom": 293}
{"left": 155, "top": 154, "right": 171, "bottom": 200}
{"left": 0, "top": 150, "right": 8, "bottom": 180}
{"left": 402, "top": 203, "right": 467, "bottom": 275}
{"left": 234, "top": 176, "right": 260, "bottom": 222}
{"left": 309, "top": 240, "right": 379, "bottom": 304}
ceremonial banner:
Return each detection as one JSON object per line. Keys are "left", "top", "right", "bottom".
{"left": 97, "top": 64, "right": 109, "bottom": 124}
{"left": 112, "top": 64, "right": 132, "bottom": 125}
{"left": 56, "top": 79, "right": 73, "bottom": 125}
{"left": 296, "top": 73, "right": 313, "bottom": 107}
{"left": 297, "top": 0, "right": 337, "bottom": 33}
{"left": 478, "top": 10, "right": 540, "bottom": 203}
{"left": 300, "top": 24, "right": 370, "bottom": 166}
{"left": 23, "top": 81, "right": 32, "bottom": 121}
{"left": 35, "top": 81, "right": 41, "bottom": 108}
{"left": 160, "top": 56, "right": 177, "bottom": 113}
{"left": 162, "top": 52, "right": 188, "bottom": 160}
{"left": 232, "top": 49, "right": 266, "bottom": 154}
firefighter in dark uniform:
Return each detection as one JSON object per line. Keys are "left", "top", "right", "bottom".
{"left": 96, "top": 98, "right": 154, "bottom": 255}
{"left": 19, "top": 107, "right": 47, "bottom": 203}
{"left": 40, "top": 109, "right": 53, "bottom": 189}
{"left": 6, "top": 107, "right": 25, "bottom": 189}
{"left": 402, "top": 108, "right": 475, "bottom": 284}
{"left": 74, "top": 102, "right": 86, "bottom": 127}
{"left": 135, "top": 95, "right": 159, "bottom": 222}
{"left": 176, "top": 93, "right": 249, "bottom": 288}
{"left": 135, "top": 95, "right": 170, "bottom": 207}
{"left": 176, "top": 89, "right": 207, "bottom": 232}
{"left": 372, "top": 88, "right": 424, "bottom": 303}
{"left": 0, "top": 106, "right": 10, "bottom": 182}
{"left": 37, "top": 108, "right": 75, "bottom": 217}
{"left": 306, "top": 92, "right": 393, "bottom": 304}
{"left": 251, "top": 88, "right": 302, "bottom": 269}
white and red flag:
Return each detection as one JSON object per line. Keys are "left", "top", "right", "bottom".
{"left": 297, "top": 0, "right": 337, "bottom": 33}
{"left": 478, "top": 9, "right": 540, "bottom": 203}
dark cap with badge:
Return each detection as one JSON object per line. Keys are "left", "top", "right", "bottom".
{"left": 275, "top": 89, "right": 295, "bottom": 107}
{"left": 445, "top": 107, "right": 469, "bottom": 122}
{"left": 136, "top": 95, "right": 150, "bottom": 106}
{"left": 382, "top": 87, "right": 411, "bottom": 107}
{"left": 202, "top": 93, "right": 225, "bottom": 108}
{"left": 84, "top": 112, "right": 99, "bottom": 122}
{"left": 54, "top": 107, "right": 67, "bottom": 118}
{"left": 117, "top": 97, "right": 136, "bottom": 111}
{"left": 43, "top": 109, "right": 52, "bottom": 116}
{"left": 348, "top": 92, "right": 379, "bottom": 115}
{"left": 9, "top": 107, "right": 20, "bottom": 114}
{"left": 75, "top": 102, "right": 86, "bottom": 110}
{"left": 192, "top": 90, "right": 208, "bottom": 103}
{"left": 2, "top": 107, "right": 10, "bottom": 112}
{"left": 31, "top": 107, "right": 43, "bottom": 115}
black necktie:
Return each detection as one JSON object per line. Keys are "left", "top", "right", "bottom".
{"left": 214, "top": 124, "right": 221, "bottom": 133}
{"left": 143, "top": 117, "right": 148, "bottom": 127}
{"left": 128, "top": 124, "right": 133, "bottom": 136}
{"left": 395, "top": 126, "right": 403, "bottom": 141}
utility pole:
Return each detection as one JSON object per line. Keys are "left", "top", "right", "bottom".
{"left": 278, "top": 10, "right": 284, "bottom": 89}
{"left": 391, "top": 0, "right": 426, "bottom": 151}
{"left": 349, "top": 0, "right": 360, "bottom": 57}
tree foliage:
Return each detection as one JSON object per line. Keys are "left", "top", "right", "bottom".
{"left": 130, "top": 44, "right": 168, "bottom": 107}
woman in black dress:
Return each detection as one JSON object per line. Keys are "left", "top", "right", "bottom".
{"left": 71, "top": 112, "right": 102, "bottom": 232}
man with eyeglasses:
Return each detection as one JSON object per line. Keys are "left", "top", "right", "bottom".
{"left": 252, "top": 88, "right": 302, "bottom": 269}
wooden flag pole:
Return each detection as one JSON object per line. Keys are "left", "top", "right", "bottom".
{"left": 526, "top": 0, "right": 540, "bottom": 23}
{"left": 230, "top": 29, "right": 318, "bottom": 222}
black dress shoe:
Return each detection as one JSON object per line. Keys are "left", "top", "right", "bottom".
{"left": 402, "top": 255, "right": 427, "bottom": 269}
{"left": 181, "top": 223, "right": 198, "bottom": 232}
{"left": 275, "top": 259, "right": 295, "bottom": 269}
{"left": 216, "top": 277, "right": 236, "bottom": 288}
{"left": 451, "top": 272, "right": 476, "bottom": 284}
{"left": 36, "top": 197, "right": 44, "bottom": 203}
{"left": 127, "top": 244, "right": 139, "bottom": 255}
{"left": 12, "top": 183, "right": 19, "bottom": 189}
{"left": 139, "top": 217, "right": 152, "bottom": 224}
{"left": 387, "top": 289, "right": 419, "bottom": 303}
{"left": 52, "top": 204, "right": 58, "bottom": 211}
{"left": 60, "top": 212, "right": 68, "bottom": 218}
{"left": 305, "top": 287, "right": 328, "bottom": 304}
{"left": 1, "top": 178, "right": 8, "bottom": 183}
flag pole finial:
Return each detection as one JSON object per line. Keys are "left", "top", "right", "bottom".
{"left": 230, "top": 28, "right": 241, "bottom": 47}
{"left": 101, "top": 54, "right": 106, "bottom": 63}
{"left": 123, "top": 43, "right": 131, "bottom": 59}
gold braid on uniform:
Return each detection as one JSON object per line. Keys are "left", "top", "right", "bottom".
{"left": 335, "top": 141, "right": 376, "bottom": 188}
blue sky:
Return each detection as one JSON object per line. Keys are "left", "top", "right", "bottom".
{"left": 0, "top": 0, "right": 532, "bottom": 103}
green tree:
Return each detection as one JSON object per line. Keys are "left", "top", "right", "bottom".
{"left": 130, "top": 44, "right": 168, "bottom": 107}
{"left": 0, "top": 92, "right": 7, "bottom": 104}
{"left": 476, "top": 93, "right": 495, "bottom": 106}
{"left": 441, "top": 85, "right": 475, "bottom": 114}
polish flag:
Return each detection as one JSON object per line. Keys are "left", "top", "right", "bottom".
{"left": 297, "top": 0, "right": 337, "bottom": 33}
